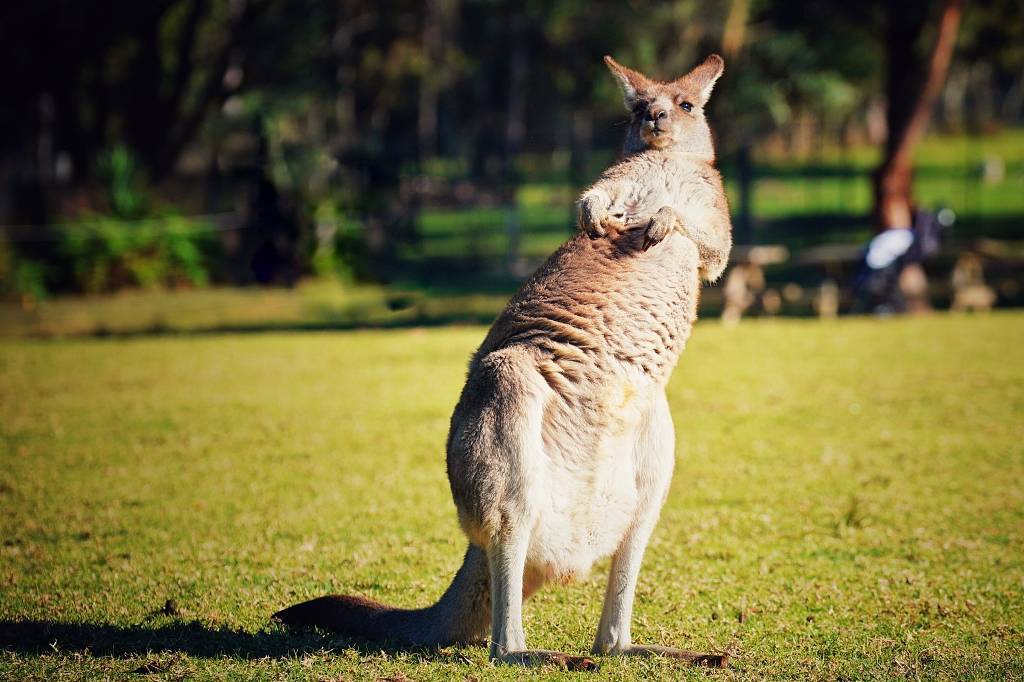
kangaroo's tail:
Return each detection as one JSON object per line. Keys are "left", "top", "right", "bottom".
{"left": 272, "top": 544, "right": 490, "bottom": 647}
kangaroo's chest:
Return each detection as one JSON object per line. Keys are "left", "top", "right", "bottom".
{"left": 606, "top": 182, "right": 673, "bottom": 226}
{"left": 601, "top": 156, "right": 706, "bottom": 227}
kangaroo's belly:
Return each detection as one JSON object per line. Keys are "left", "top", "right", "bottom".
{"left": 523, "top": 383, "right": 662, "bottom": 581}
{"left": 525, "top": 464, "right": 637, "bottom": 581}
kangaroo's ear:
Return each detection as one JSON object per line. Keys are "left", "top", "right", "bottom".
{"left": 681, "top": 54, "right": 725, "bottom": 104}
{"left": 604, "top": 55, "right": 651, "bottom": 109}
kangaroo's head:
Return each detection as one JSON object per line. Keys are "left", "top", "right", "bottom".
{"left": 604, "top": 54, "right": 724, "bottom": 158}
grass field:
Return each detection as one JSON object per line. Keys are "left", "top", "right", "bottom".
{"left": 1, "top": 314, "right": 1023, "bottom": 680}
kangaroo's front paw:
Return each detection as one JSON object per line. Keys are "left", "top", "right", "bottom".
{"left": 579, "top": 196, "right": 623, "bottom": 239}
{"left": 643, "top": 208, "right": 676, "bottom": 251}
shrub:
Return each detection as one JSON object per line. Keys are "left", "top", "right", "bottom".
{"left": 59, "top": 214, "right": 217, "bottom": 293}
{"left": 0, "top": 239, "right": 49, "bottom": 303}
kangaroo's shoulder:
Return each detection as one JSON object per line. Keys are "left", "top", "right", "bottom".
{"left": 655, "top": 154, "right": 726, "bottom": 204}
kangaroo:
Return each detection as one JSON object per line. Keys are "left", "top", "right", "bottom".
{"left": 274, "top": 54, "right": 733, "bottom": 671}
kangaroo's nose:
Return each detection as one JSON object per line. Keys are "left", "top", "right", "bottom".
{"left": 646, "top": 108, "right": 668, "bottom": 122}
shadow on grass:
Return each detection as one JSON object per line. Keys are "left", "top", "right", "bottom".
{"left": 73, "top": 309, "right": 505, "bottom": 340}
{"left": 0, "top": 619, "right": 477, "bottom": 662}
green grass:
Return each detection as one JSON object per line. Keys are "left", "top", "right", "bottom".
{"left": 2, "top": 314, "right": 1023, "bottom": 680}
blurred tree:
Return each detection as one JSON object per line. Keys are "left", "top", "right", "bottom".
{"left": 418, "top": 0, "right": 458, "bottom": 163}
{"left": 0, "top": 0, "right": 265, "bottom": 217}
{"left": 329, "top": 2, "right": 423, "bottom": 262}
{"left": 710, "top": 0, "right": 876, "bottom": 242}
{"left": 873, "top": 0, "right": 963, "bottom": 230}
{"left": 3, "top": 0, "right": 1023, "bottom": 298}
{"left": 725, "top": 0, "right": 967, "bottom": 233}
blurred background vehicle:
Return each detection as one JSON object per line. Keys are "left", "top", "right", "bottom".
{"left": 1, "top": 0, "right": 1022, "bottom": 335}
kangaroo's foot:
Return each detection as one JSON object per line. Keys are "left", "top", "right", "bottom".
{"left": 610, "top": 644, "right": 728, "bottom": 668}
{"left": 493, "top": 649, "right": 599, "bottom": 671}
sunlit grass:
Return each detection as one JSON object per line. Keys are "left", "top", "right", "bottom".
{"left": 1, "top": 313, "right": 1022, "bottom": 679}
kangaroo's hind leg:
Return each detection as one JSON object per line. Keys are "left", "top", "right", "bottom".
{"left": 592, "top": 391, "right": 728, "bottom": 668}
{"left": 487, "top": 527, "right": 598, "bottom": 671}
{"left": 450, "top": 348, "right": 598, "bottom": 671}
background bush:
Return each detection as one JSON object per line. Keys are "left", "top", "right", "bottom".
{"left": 58, "top": 215, "right": 217, "bottom": 294}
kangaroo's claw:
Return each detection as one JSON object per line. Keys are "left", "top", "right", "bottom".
{"left": 643, "top": 208, "right": 676, "bottom": 250}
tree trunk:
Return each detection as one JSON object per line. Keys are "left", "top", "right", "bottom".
{"left": 568, "top": 108, "right": 592, "bottom": 200}
{"left": 723, "top": 0, "right": 753, "bottom": 245}
{"left": 735, "top": 142, "right": 754, "bottom": 245}
{"left": 721, "top": 0, "right": 749, "bottom": 60}
{"left": 873, "top": 0, "right": 963, "bottom": 230}
{"left": 419, "top": 0, "right": 453, "bottom": 164}
{"left": 503, "top": 11, "right": 527, "bottom": 275}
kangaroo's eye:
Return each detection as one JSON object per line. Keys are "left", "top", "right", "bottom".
{"left": 680, "top": 101, "right": 693, "bottom": 112}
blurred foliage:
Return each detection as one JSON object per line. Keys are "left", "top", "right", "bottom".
{"left": 1, "top": 147, "right": 220, "bottom": 299}
{"left": 0, "top": 0, "right": 1022, "bottom": 301}
{"left": 97, "top": 147, "right": 147, "bottom": 220}
{"left": 0, "top": 244, "right": 48, "bottom": 303}
{"left": 58, "top": 216, "right": 215, "bottom": 294}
